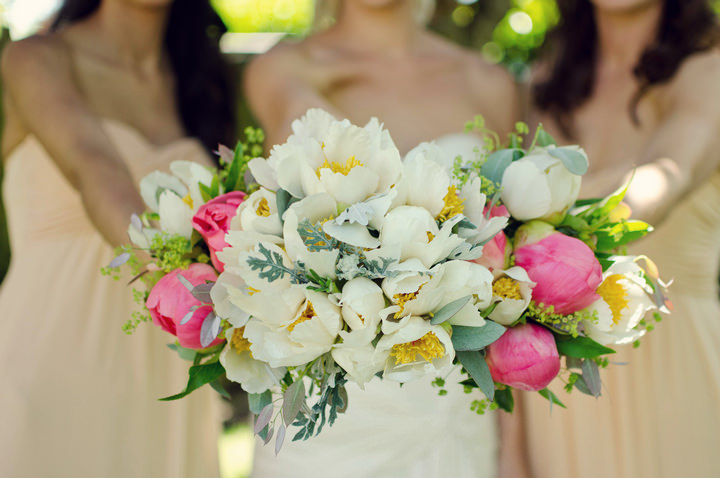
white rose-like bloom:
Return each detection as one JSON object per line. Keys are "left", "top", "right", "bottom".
{"left": 435, "top": 260, "right": 494, "bottom": 327}
{"left": 458, "top": 176, "right": 509, "bottom": 245}
{"left": 234, "top": 188, "right": 282, "bottom": 236}
{"left": 220, "top": 327, "right": 286, "bottom": 394}
{"left": 488, "top": 266, "right": 535, "bottom": 326}
{"left": 244, "top": 289, "right": 342, "bottom": 367}
{"left": 249, "top": 109, "right": 403, "bottom": 204}
{"left": 375, "top": 316, "right": 454, "bottom": 382}
{"left": 331, "top": 278, "right": 387, "bottom": 385}
{"left": 380, "top": 206, "right": 465, "bottom": 268}
{"left": 169, "top": 160, "right": 214, "bottom": 211}
{"left": 157, "top": 189, "right": 194, "bottom": 238}
{"left": 500, "top": 150, "right": 583, "bottom": 223}
{"left": 582, "top": 259, "right": 656, "bottom": 345}
{"left": 139, "top": 170, "right": 186, "bottom": 213}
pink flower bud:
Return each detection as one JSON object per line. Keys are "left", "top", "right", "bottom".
{"left": 192, "top": 191, "right": 247, "bottom": 272}
{"left": 146, "top": 263, "right": 224, "bottom": 350}
{"left": 514, "top": 226, "right": 602, "bottom": 315}
{"left": 473, "top": 205, "right": 511, "bottom": 272}
{"left": 486, "top": 323, "right": 560, "bottom": 392}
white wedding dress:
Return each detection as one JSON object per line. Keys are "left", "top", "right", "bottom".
{"left": 250, "top": 134, "right": 499, "bottom": 478}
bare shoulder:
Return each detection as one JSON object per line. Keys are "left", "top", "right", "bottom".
{"left": 2, "top": 34, "right": 73, "bottom": 87}
{"left": 666, "top": 48, "right": 720, "bottom": 108}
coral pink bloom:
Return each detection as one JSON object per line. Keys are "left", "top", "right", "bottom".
{"left": 486, "top": 323, "right": 560, "bottom": 392}
{"left": 515, "top": 230, "right": 602, "bottom": 315}
{"left": 473, "top": 204, "right": 510, "bottom": 272}
{"left": 146, "top": 263, "right": 223, "bottom": 349}
{"left": 192, "top": 191, "right": 247, "bottom": 272}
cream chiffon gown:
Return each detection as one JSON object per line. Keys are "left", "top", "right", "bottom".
{"left": 522, "top": 170, "right": 720, "bottom": 478}
{"left": 0, "top": 120, "right": 221, "bottom": 478}
{"left": 251, "top": 134, "right": 500, "bottom": 478}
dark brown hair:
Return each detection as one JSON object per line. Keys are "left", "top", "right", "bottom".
{"left": 52, "top": 0, "right": 235, "bottom": 155}
{"left": 534, "top": 0, "right": 720, "bottom": 135}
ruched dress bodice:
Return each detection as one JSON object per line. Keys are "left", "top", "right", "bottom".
{"left": 0, "top": 119, "right": 221, "bottom": 478}
{"left": 522, "top": 171, "right": 720, "bottom": 478}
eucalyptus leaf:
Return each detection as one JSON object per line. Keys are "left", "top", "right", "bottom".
{"left": 177, "top": 274, "right": 195, "bottom": 292}
{"left": 555, "top": 335, "right": 616, "bottom": 359}
{"left": 581, "top": 359, "right": 602, "bottom": 397}
{"left": 179, "top": 306, "right": 198, "bottom": 326}
{"left": 480, "top": 149, "right": 519, "bottom": 184}
{"left": 457, "top": 351, "right": 495, "bottom": 401}
{"left": 199, "top": 311, "right": 221, "bottom": 348}
{"left": 451, "top": 322, "right": 506, "bottom": 352}
{"left": 548, "top": 147, "right": 589, "bottom": 176}
{"left": 167, "top": 342, "right": 198, "bottom": 362}
{"left": 275, "top": 423, "right": 286, "bottom": 455}
{"left": 254, "top": 403, "right": 274, "bottom": 435}
{"left": 130, "top": 213, "right": 143, "bottom": 231}
{"left": 431, "top": 296, "right": 471, "bottom": 325}
{"left": 565, "top": 356, "right": 583, "bottom": 370}
{"left": 283, "top": 380, "right": 306, "bottom": 426}
{"left": 573, "top": 375, "right": 593, "bottom": 396}
{"left": 248, "top": 390, "right": 272, "bottom": 415}
{"left": 159, "top": 361, "right": 225, "bottom": 401}
{"left": 262, "top": 425, "right": 274, "bottom": 444}
{"left": 191, "top": 282, "right": 214, "bottom": 303}
{"left": 535, "top": 128, "right": 558, "bottom": 147}
{"left": 108, "top": 252, "right": 131, "bottom": 269}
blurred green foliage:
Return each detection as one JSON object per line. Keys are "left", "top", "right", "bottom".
{"left": 212, "top": 0, "right": 315, "bottom": 34}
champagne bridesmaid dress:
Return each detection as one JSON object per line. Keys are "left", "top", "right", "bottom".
{"left": 521, "top": 171, "right": 720, "bottom": 478}
{"left": 0, "top": 120, "right": 221, "bottom": 478}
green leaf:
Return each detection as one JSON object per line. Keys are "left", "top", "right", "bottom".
{"left": 199, "top": 183, "right": 214, "bottom": 203}
{"left": 159, "top": 361, "right": 225, "bottom": 401}
{"left": 594, "top": 220, "right": 652, "bottom": 251}
{"left": 457, "top": 351, "right": 495, "bottom": 401}
{"left": 225, "top": 152, "right": 243, "bottom": 192}
{"left": 494, "top": 388, "right": 515, "bottom": 412}
{"left": 166, "top": 343, "right": 198, "bottom": 362}
{"left": 555, "top": 335, "right": 616, "bottom": 359}
{"left": 451, "top": 322, "right": 506, "bottom": 352}
{"left": 560, "top": 214, "right": 590, "bottom": 233}
{"left": 538, "top": 388, "right": 567, "bottom": 408}
{"left": 248, "top": 390, "right": 272, "bottom": 415}
{"left": 283, "top": 380, "right": 306, "bottom": 426}
{"left": 481, "top": 149, "right": 521, "bottom": 184}
{"left": 209, "top": 379, "right": 231, "bottom": 399}
{"left": 431, "top": 296, "right": 471, "bottom": 325}
{"left": 547, "top": 147, "right": 589, "bottom": 176}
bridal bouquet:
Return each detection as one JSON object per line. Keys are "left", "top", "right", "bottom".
{"left": 107, "top": 109, "right": 669, "bottom": 450}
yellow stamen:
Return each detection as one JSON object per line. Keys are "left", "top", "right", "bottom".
{"left": 288, "top": 301, "right": 316, "bottom": 332}
{"left": 231, "top": 327, "right": 252, "bottom": 356}
{"left": 437, "top": 185, "right": 464, "bottom": 222}
{"left": 390, "top": 331, "right": 445, "bottom": 365}
{"left": 427, "top": 231, "right": 435, "bottom": 242}
{"left": 316, "top": 156, "right": 364, "bottom": 177}
{"left": 393, "top": 283, "right": 426, "bottom": 319}
{"left": 247, "top": 286, "right": 261, "bottom": 296}
{"left": 493, "top": 277, "right": 522, "bottom": 300}
{"left": 256, "top": 197, "right": 271, "bottom": 217}
{"left": 596, "top": 274, "right": 630, "bottom": 325}
{"left": 182, "top": 193, "right": 194, "bottom": 209}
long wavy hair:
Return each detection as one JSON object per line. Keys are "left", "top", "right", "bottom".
{"left": 52, "top": 0, "right": 235, "bottom": 154}
{"left": 534, "top": 0, "right": 720, "bottom": 136}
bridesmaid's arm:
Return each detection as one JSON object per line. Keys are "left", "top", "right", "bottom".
{"left": 2, "top": 37, "right": 144, "bottom": 247}
{"left": 581, "top": 51, "right": 720, "bottom": 226}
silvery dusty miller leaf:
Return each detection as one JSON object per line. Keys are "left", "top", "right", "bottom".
{"left": 199, "top": 311, "right": 220, "bottom": 347}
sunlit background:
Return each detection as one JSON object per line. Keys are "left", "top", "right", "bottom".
{"left": 1, "top": 0, "right": 720, "bottom": 476}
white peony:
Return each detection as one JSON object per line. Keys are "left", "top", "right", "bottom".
{"left": 234, "top": 188, "right": 283, "bottom": 236}
{"left": 249, "top": 109, "right": 403, "bottom": 205}
{"left": 220, "top": 327, "right": 286, "bottom": 394}
{"left": 435, "top": 260, "right": 494, "bottom": 327}
{"left": 582, "top": 258, "right": 656, "bottom": 345}
{"left": 488, "top": 266, "right": 535, "bottom": 325}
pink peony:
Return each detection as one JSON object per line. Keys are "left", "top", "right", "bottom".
{"left": 473, "top": 204, "right": 511, "bottom": 272}
{"left": 192, "top": 191, "right": 247, "bottom": 272}
{"left": 146, "top": 263, "right": 224, "bottom": 350}
{"left": 486, "top": 322, "right": 560, "bottom": 391}
{"left": 514, "top": 222, "right": 602, "bottom": 315}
